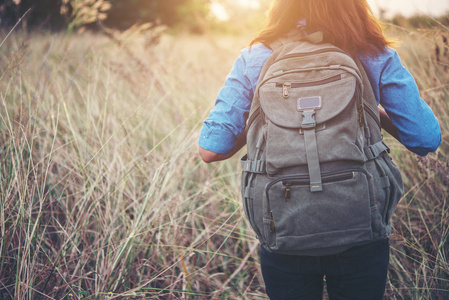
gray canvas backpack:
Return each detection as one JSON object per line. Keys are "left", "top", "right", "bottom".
{"left": 240, "top": 31, "right": 404, "bottom": 255}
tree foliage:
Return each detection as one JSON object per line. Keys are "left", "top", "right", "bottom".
{"left": 0, "top": 0, "right": 210, "bottom": 32}
{"left": 0, "top": 0, "right": 67, "bottom": 30}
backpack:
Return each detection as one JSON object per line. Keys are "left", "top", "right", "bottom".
{"left": 240, "top": 31, "right": 404, "bottom": 255}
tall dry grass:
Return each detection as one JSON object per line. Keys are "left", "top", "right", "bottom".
{"left": 0, "top": 31, "right": 264, "bottom": 299}
{"left": 0, "top": 24, "right": 447, "bottom": 299}
{"left": 381, "top": 25, "right": 449, "bottom": 299}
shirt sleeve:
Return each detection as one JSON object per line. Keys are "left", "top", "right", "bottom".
{"left": 198, "top": 50, "right": 254, "bottom": 154}
{"left": 378, "top": 50, "right": 442, "bottom": 156}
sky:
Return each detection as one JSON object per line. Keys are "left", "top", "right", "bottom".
{"left": 212, "top": 0, "right": 449, "bottom": 20}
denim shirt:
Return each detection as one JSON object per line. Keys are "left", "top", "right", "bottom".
{"left": 199, "top": 43, "right": 442, "bottom": 156}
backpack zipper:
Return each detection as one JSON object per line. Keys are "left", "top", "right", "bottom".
{"left": 265, "top": 168, "right": 366, "bottom": 202}
{"left": 276, "top": 74, "right": 342, "bottom": 99}
{"left": 270, "top": 210, "right": 275, "bottom": 232}
{"left": 256, "top": 48, "right": 355, "bottom": 100}
{"left": 281, "top": 171, "right": 354, "bottom": 197}
{"left": 284, "top": 182, "right": 292, "bottom": 200}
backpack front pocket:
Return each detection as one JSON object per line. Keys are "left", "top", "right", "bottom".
{"left": 263, "top": 169, "right": 374, "bottom": 252}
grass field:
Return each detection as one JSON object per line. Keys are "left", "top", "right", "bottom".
{"left": 0, "top": 24, "right": 448, "bottom": 299}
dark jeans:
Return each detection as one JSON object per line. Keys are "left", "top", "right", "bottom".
{"left": 260, "top": 239, "right": 390, "bottom": 300}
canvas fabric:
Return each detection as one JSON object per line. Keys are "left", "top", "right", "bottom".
{"left": 241, "top": 32, "right": 403, "bottom": 255}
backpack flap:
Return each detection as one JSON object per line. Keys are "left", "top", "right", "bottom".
{"left": 259, "top": 70, "right": 366, "bottom": 176}
{"left": 260, "top": 73, "right": 356, "bottom": 128}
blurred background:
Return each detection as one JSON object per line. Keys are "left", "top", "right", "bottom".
{"left": 1, "top": 0, "right": 449, "bottom": 34}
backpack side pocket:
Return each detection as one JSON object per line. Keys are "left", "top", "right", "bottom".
{"left": 241, "top": 155, "right": 263, "bottom": 240}
{"left": 379, "top": 155, "right": 404, "bottom": 228}
{"left": 365, "top": 153, "right": 404, "bottom": 237}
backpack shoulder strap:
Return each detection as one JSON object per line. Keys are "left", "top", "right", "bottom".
{"left": 355, "top": 59, "right": 382, "bottom": 130}
{"left": 247, "top": 45, "right": 283, "bottom": 127}
{"left": 355, "top": 58, "right": 379, "bottom": 119}
{"left": 355, "top": 58, "right": 389, "bottom": 160}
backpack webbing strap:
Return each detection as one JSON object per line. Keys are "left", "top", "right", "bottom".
{"left": 302, "top": 110, "right": 323, "bottom": 192}
{"left": 364, "top": 141, "right": 390, "bottom": 161}
{"left": 241, "top": 158, "right": 266, "bottom": 174}
{"left": 244, "top": 186, "right": 255, "bottom": 199}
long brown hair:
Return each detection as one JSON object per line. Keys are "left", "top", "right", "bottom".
{"left": 251, "top": 0, "right": 394, "bottom": 57}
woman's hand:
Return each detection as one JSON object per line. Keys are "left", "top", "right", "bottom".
{"left": 378, "top": 107, "right": 400, "bottom": 141}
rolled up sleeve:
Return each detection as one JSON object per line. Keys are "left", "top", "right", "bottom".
{"left": 199, "top": 51, "right": 253, "bottom": 154}
{"left": 379, "top": 50, "right": 442, "bottom": 156}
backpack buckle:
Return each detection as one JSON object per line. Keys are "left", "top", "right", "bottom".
{"left": 365, "top": 141, "right": 390, "bottom": 161}
{"left": 367, "top": 145, "right": 379, "bottom": 160}
{"left": 301, "top": 110, "right": 316, "bottom": 129}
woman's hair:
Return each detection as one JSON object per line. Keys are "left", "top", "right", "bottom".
{"left": 250, "top": 0, "right": 394, "bottom": 57}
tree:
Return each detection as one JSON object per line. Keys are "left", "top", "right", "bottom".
{"left": 0, "top": 0, "right": 67, "bottom": 30}
{"left": 0, "top": 0, "right": 211, "bottom": 32}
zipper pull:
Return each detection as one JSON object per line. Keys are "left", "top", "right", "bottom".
{"left": 285, "top": 182, "right": 291, "bottom": 201}
{"left": 283, "top": 82, "right": 291, "bottom": 99}
{"left": 270, "top": 210, "right": 275, "bottom": 232}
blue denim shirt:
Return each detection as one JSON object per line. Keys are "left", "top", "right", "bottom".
{"left": 199, "top": 43, "right": 441, "bottom": 156}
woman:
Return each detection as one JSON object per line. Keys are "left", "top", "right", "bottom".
{"left": 198, "top": 0, "right": 441, "bottom": 299}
